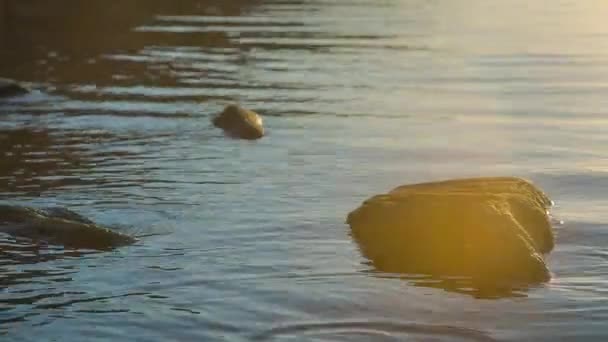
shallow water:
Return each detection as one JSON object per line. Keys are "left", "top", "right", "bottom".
{"left": 1, "top": 0, "right": 608, "bottom": 340}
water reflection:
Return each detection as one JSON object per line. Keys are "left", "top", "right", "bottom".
{"left": 0, "top": 241, "right": 88, "bottom": 282}
{"left": 0, "top": 0, "right": 260, "bottom": 88}
{"left": 0, "top": 237, "right": 95, "bottom": 325}
{"left": 0, "top": 127, "right": 129, "bottom": 196}
{"left": 407, "top": 275, "right": 530, "bottom": 299}
{"left": 0, "top": 0, "right": 420, "bottom": 117}
{"left": 361, "top": 263, "right": 534, "bottom": 299}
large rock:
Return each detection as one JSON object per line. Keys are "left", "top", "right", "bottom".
{"left": 0, "top": 78, "right": 29, "bottom": 98}
{"left": 212, "top": 104, "right": 264, "bottom": 140}
{"left": 0, "top": 205, "right": 136, "bottom": 250}
{"left": 347, "top": 177, "right": 554, "bottom": 286}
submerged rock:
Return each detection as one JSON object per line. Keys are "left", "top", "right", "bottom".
{"left": 347, "top": 177, "right": 554, "bottom": 286}
{"left": 0, "top": 78, "right": 29, "bottom": 98}
{"left": 0, "top": 205, "right": 136, "bottom": 250}
{"left": 212, "top": 104, "right": 264, "bottom": 140}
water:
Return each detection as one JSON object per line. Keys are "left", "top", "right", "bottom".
{"left": 1, "top": 0, "right": 608, "bottom": 340}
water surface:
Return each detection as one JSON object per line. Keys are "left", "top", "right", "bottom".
{"left": 1, "top": 0, "right": 608, "bottom": 340}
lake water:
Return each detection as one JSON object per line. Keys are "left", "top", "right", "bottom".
{"left": 1, "top": 0, "right": 608, "bottom": 340}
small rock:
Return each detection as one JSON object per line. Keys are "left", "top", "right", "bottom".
{"left": 212, "top": 104, "right": 264, "bottom": 140}
{"left": 0, "top": 205, "right": 136, "bottom": 250}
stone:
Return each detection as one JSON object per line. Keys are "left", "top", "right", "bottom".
{"left": 0, "top": 78, "right": 29, "bottom": 98}
{"left": 212, "top": 104, "right": 264, "bottom": 140}
{"left": 347, "top": 177, "right": 554, "bottom": 285}
{"left": 0, "top": 205, "right": 136, "bottom": 250}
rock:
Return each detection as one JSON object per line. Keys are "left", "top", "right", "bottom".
{"left": 0, "top": 78, "right": 29, "bottom": 98}
{"left": 0, "top": 205, "right": 136, "bottom": 250}
{"left": 346, "top": 177, "right": 554, "bottom": 286}
{"left": 212, "top": 104, "right": 264, "bottom": 140}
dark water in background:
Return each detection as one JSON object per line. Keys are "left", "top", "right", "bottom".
{"left": 1, "top": 0, "right": 608, "bottom": 340}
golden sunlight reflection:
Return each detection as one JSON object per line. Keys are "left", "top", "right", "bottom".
{"left": 422, "top": 0, "right": 608, "bottom": 54}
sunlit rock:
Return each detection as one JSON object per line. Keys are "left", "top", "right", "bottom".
{"left": 212, "top": 104, "right": 264, "bottom": 140}
{"left": 0, "top": 78, "right": 29, "bottom": 98}
{"left": 0, "top": 205, "right": 136, "bottom": 250}
{"left": 347, "top": 177, "right": 554, "bottom": 286}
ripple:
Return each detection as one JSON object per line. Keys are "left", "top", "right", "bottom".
{"left": 252, "top": 321, "right": 497, "bottom": 341}
{"left": 34, "top": 292, "right": 146, "bottom": 310}
{"left": 156, "top": 15, "right": 307, "bottom": 26}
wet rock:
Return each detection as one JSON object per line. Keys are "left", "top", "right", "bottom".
{"left": 0, "top": 78, "right": 29, "bottom": 98}
{"left": 0, "top": 205, "right": 136, "bottom": 250}
{"left": 212, "top": 104, "right": 264, "bottom": 140}
{"left": 347, "top": 177, "right": 554, "bottom": 285}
